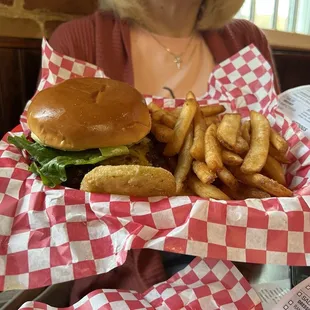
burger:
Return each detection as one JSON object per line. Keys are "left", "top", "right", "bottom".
{"left": 8, "top": 78, "right": 176, "bottom": 197}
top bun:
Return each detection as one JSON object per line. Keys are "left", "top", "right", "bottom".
{"left": 27, "top": 78, "right": 151, "bottom": 150}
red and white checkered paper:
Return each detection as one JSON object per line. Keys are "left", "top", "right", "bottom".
{"left": 18, "top": 257, "right": 262, "bottom": 310}
{"left": 1, "top": 39, "right": 310, "bottom": 293}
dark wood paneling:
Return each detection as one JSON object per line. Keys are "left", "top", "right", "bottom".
{"left": 273, "top": 49, "right": 310, "bottom": 92}
{"left": 0, "top": 37, "right": 41, "bottom": 49}
{"left": 0, "top": 37, "right": 41, "bottom": 138}
{"left": 0, "top": 48, "right": 23, "bottom": 137}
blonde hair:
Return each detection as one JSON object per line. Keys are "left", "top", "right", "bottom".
{"left": 98, "top": 0, "right": 245, "bottom": 30}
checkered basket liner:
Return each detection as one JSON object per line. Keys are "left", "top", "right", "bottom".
{"left": 1, "top": 39, "right": 310, "bottom": 293}
{"left": 18, "top": 257, "right": 263, "bottom": 310}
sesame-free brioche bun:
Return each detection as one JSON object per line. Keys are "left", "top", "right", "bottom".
{"left": 27, "top": 78, "right": 151, "bottom": 151}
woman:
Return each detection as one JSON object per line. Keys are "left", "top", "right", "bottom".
{"left": 48, "top": 0, "right": 280, "bottom": 305}
{"left": 49, "top": 0, "right": 280, "bottom": 97}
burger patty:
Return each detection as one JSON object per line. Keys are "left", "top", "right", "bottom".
{"left": 62, "top": 134, "right": 171, "bottom": 190}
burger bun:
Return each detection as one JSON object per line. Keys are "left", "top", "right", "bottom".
{"left": 27, "top": 78, "right": 151, "bottom": 150}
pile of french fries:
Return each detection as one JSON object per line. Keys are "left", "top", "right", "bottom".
{"left": 148, "top": 92, "right": 293, "bottom": 200}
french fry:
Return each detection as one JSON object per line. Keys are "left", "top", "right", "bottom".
{"left": 270, "top": 128, "right": 289, "bottom": 154}
{"left": 222, "top": 150, "right": 243, "bottom": 166}
{"left": 192, "top": 161, "right": 217, "bottom": 184}
{"left": 269, "top": 145, "right": 291, "bottom": 164}
{"left": 263, "top": 155, "right": 286, "bottom": 186}
{"left": 241, "top": 111, "right": 270, "bottom": 174}
{"left": 221, "top": 184, "right": 271, "bottom": 200}
{"left": 164, "top": 99, "right": 197, "bottom": 156}
{"left": 160, "top": 113, "right": 177, "bottom": 129}
{"left": 231, "top": 167, "right": 293, "bottom": 197}
{"left": 205, "top": 116, "right": 220, "bottom": 127}
{"left": 242, "top": 187, "right": 271, "bottom": 199}
{"left": 151, "top": 122, "right": 173, "bottom": 143}
{"left": 186, "top": 91, "right": 196, "bottom": 100}
{"left": 201, "top": 105, "right": 226, "bottom": 117}
{"left": 178, "top": 186, "right": 196, "bottom": 196}
{"left": 148, "top": 102, "right": 177, "bottom": 128}
{"left": 217, "top": 166, "right": 239, "bottom": 191}
{"left": 232, "top": 136, "right": 249, "bottom": 155}
{"left": 217, "top": 114, "right": 241, "bottom": 150}
{"left": 241, "top": 120, "right": 251, "bottom": 144}
{"left": 188, "top": 174, "right": 231, "bottom": 200}
{"left": 220, "top": 184, "right": 243, "bottom": 200}
{"left": 174, "top": 126, "right": 194, "bottom": 194}
{"left": 205, "top": 123, "right": 223, "bottom": 171}
{"left": 148, "top": 102, "right": 161, "bottom": 113}
{"left": 169, "top": 107, "right": 182, "bottom": 118}
{"left": 190, "top": 109, "right": 207, "bottom": 161}
{"left": 148, "top": 103, "right": 162, "bottom": 122}
{"left": 170, "top": 90, "right": 199, "bottom": 118}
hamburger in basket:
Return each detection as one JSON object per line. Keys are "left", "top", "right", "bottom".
{"left": 8, "top": 76, "right": 293, "bottom": 200}
{"left": 8, "top": 77, "right": 176, "bottom": 197}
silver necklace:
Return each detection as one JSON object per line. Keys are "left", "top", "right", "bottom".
{"left": 148, "top": 31, "right": 195, "bottom": 70}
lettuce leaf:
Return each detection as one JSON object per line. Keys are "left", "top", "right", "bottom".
{"left": 8, "top": 135, "right": 129, "bottom": 188}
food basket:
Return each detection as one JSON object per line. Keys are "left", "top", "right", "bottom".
{"left": 0, "top": 40, "right": 309, "bottom": 309}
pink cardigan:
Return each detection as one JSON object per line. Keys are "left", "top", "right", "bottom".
{"left": 48, "top": 12, "right": 280, "bottom": 303}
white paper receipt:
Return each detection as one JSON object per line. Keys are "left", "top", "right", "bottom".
{"left": 277, "top": 85, "right": 310, "bottom": 138}
{"left": 272, "top": 277, "right": 310, "bottom": 310}
{"left": 252, "top": 279, "right": 291, "bottom": 310}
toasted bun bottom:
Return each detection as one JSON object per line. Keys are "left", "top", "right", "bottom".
{"left": 80, "top": 165, "right": 176, "bottom": 197}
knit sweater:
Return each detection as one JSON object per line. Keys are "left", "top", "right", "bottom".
{"left": 48, "top": 12, "right": 280, "bottom": 303}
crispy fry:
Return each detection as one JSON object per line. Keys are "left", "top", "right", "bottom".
{"left": 217, "top": 166, "right": 239, "bottom": 191}
{"left": 232, "top": 136, "right": 249, "bottom": 155}
{"left": 205, "top": 116, "right": 220, "bottom": 127}
{"left": 164, "top": 99, "right": 197, "bottom": 156}
{"left": 263, "top": 155, "right": 286, "bottom": 185}
{"left": 201, "top": 105, "right": 226, "bottom": 117}
{"left": 241, "top": 111, "right": 270, "bottom": 174}
{"left": 151, "top": 122, "right": 173, "bottom": 143}
{"left": 168, "top": 92, "right": 196, "bottom": 119}
{"left": 222, "top": 150, "right": 243, "bottom": 166}
{"left": 217, "top": 113, "right": 241, "bottom": 150}
{"left": 241, "top": 120, "right": 251, "bottom": 144}
{"left": 190, "top": 109, "right": 207, "bottom": 161}
{"left": 231, "top": 167, "right": 292, "bottom": 197}
{"left": 186, "top": 91, "right": 196, "bottom": 100}
{"left": 148, "top": 103, "right": 162, "bottom": 121}
{"left": 242, "top": 187, "right": 271, "bottom": 199}
{"left": 269, "top": 145, "right": 291, "bottom": 164}
{"left": 220, "top": 184, "right": 243, "bottom": 200}
{"left": 160, "top": 113, "right": 177, "bottom": 129}
{"left": 205, "top": 123, "right": 223, "bottom": 171}
{"left": 192, "top": 161, "right": 217, "bottom": 184}
{"left": 178, "top": 186, "right": 196, "bottom": 196}
{"left": 174, "top": 127, "right": 194, "bottom": 194}
{"left": 188, "top": 174, "right": 231, "bottom": 200}
{"left": 147, "top": 102, "right": 161, "bottom": 114}
{"left": 169, "top": 107, "right": 182, "bottom": 118}
{"left": 148, "top": 102, "right": 177, "bottom": 128}
{"left": 221, "top": 184, "right": 271, "bottom": 200}
{"left": 270, "top": 128, "right": 289, "bottom": 154}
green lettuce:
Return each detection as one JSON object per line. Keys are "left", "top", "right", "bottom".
{"left": 8, "top": 135, "right": 129, "bottom": 188}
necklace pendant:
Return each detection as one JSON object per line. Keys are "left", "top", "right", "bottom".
{"left": 174, "top": 56, "right": 182, "bottom": 69}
